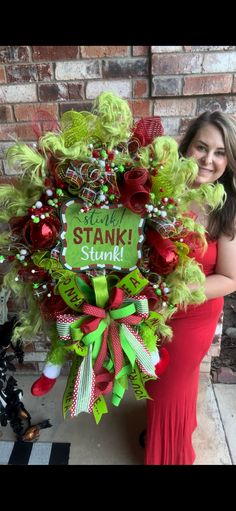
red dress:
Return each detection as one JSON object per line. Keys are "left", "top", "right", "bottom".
{"left": 145, "top": 239, "right": 224, "bottom": 465}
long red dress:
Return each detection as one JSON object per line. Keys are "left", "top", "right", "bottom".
{"left": 145, "top": 238, "right": 224, "bottom": 465}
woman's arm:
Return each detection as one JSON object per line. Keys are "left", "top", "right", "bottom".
{"left": 204, "top": 273, "right": 236, "bottom": 300}
{"left": 204, "top": 233, "right": 236, "bottom": 300}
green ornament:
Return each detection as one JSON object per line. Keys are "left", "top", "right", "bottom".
{"left": 100, "top": 149, "right": 107, "bottom": 159}
{"left": 155, "top": 288, "right": 162, "bottom": 296}
{"left": 33, "top": 217, "right": 40, "bottom": 224}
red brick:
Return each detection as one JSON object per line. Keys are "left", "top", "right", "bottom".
{"left": 81, "top": 46, "right": 129, "bottom": 58}
{"left": 0, "top": 66, "right": 6, "bottom": 83}
{"left": 183, "top": 74, "right": 232, "bottom": 95}
{"left": 37, "top": 63, "right": 53, "bottom": 81}
{"left": 132, "top": 46, "right": 149, "bottom": 56}
{"left": 133, "top": 79, "right": 149, "bottom": 98}
{"left": 0, "top": 105, "right": 13, "bottom": 122}
{"left": 152, "top": 53, "right": 202, "bottom": 74}
{"left": 0, "top": 123, "right": 37, "bottom": 141}
{"left": 68, "top": 82, "right": 85, "bottom": 100}
{"left": 38, "top": 83, "right": 68, "bottom": 102}
{"left": 0, "top": 46, "right": 30, "bottom": 63}
{"left": 154, "top": 98, "right": 197, "bottom": 117}
{"left": 32, "top": 46, "right": 79, "bottom": 61}
{"left": 6, "top": 64, "right": 52, "bottom": 83}
{"left": 232, "top": 75, "right": 236, "bottom": 92}
{"left": 128, "top": 100, "right": 152, "bottom": 118}
{"left": 6, "top": 65, "right": 38, "bottom": 83}
{"left": 14, "top": 103, "right": 58, "bottom": 121}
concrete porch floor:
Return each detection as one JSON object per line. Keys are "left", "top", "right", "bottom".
{"left": 1, "top": 375, "right": 236, "bottom": 465}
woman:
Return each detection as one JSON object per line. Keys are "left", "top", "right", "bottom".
{"left": 144, "top": 111, "right": 236, "bottom": 465}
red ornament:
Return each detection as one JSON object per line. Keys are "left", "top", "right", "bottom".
{"left": 155, "top": 347, "right": 170, "bottom": 376}
{"left": 40, "top": 293, "right": 72, "bottom": 321}
{"left": 23, "top": 217, "right": 61, "bottom": 249}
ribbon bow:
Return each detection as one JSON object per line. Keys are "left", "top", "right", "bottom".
{"left": 59, "top": 276, "right": 157, "bottom": 418}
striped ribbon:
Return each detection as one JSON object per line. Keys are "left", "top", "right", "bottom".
{"left": 70, "top": 345, "right": 95, "bottom": 416}
{"left": 60, "top": 280, "right": 158, "bottom": 418}
{"left": 56, "top": 314, "right": 78, "bottom": 342}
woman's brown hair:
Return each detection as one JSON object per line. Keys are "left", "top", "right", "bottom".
{"left": 179, "top": 111, "right": 236, "bottom": 240}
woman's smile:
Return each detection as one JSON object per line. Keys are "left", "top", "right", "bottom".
{"left": 185, "top": 124, "right": 228, "bottom": 186}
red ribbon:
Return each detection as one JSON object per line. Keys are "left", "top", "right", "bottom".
{"left": 146, "top": 230, "right": 179, "bottom": 275}
{"left": 119, "top": 168, "right": 151, "bottom": 214}
{"left": 132, "top": 117, "right": 164, "bottom": 146}
{"left": 80, "top": 287, "right": 145, "bottom": 397}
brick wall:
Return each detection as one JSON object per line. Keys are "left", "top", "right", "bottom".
{"left": 0, "top": 45, "right": 231, "bottom": 373}
{"left": 151, "top": 45, "right": 236, "bottom": 136}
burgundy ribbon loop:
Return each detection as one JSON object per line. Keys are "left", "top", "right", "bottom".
{"left": 119, "top": 168, "right": 151, "bottom": 214}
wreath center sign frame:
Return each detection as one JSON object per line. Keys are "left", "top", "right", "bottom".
{"left": 60, "top": 201, "right": 145, "bottom": 272}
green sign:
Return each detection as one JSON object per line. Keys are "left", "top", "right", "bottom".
{"left": 60, "top": 200, "right": 144, "bottom": 272}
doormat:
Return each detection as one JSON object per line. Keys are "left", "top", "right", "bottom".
{"left": 0, "top": 441, "right": 70, "bottom": 465}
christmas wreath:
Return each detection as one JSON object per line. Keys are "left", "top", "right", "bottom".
{"left": 0, "top": 92, "right": 225, "bottom": 423}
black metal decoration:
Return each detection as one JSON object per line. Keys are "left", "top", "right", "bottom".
{"left": 0, "top": 316, "right": 52, "bottom": 440}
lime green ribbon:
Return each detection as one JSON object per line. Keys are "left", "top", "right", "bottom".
{"left": 66, "top": 275, "right": 157, "bottom": 421}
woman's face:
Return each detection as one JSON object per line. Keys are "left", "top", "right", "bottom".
{"left": 185, "top": 123, "right": 228, "bottom": 187}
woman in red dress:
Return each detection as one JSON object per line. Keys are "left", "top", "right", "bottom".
{"left": 145, "top": 111, "right": 236, "bottom": 465}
